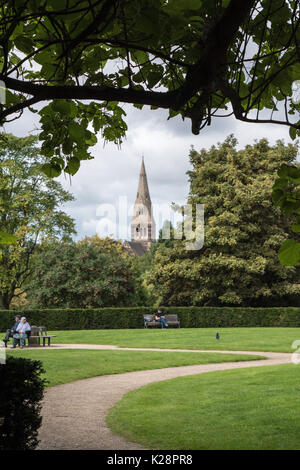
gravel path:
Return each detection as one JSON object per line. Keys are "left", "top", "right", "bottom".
{"left": 36, "top": 345, "right": 291, "bottom": 450}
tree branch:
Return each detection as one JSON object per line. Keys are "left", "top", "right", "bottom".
{"left": 1, "top": 75, "right": 177, "bottom": 109}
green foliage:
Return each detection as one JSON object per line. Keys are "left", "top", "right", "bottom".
{"left": 128, "top": 241, "right": 160, "bottom": 306}
{"left": 0, "top": 133, "right": 76, "bottom": 309}
{"left": 1, "top": 306, "right": 300, "bottom": 331}
{"left": 272, "top": 157, "right": 300, "bottom": 266}
{"left": 148, "top": 136, "right": 300, "bottom": 307}
{"left": 0, "top": 1, "right": 299, "bottom": 173}
{"left": 26, "top": 239, "right": 137, "bottom": 308}
{"left": 0, "top": 356, "right": 45, "bottom": 450}
{"left": 158, "top": 220, "right": 175, "bottom": 249}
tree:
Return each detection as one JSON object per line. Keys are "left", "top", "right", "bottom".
{"left": 0, "top": 0, "right": 299, "bottom": 177}
{"left": 27, "top": 238, "right": 137, "bottom": 308}
{"left": 157, "top": 220, "right": 175, "bottom": 249}
{"left": 77, "top": 234, "right": 128, "bottom": 257}
{"left": 128, "top": 240, "right": 161, "bottom": 306}
{"left": 272, "top": 158, "right": 300, "bottom": 266}
{"left": 147, "top": 136, "right": 300, "bottom": 307}
{"left": 0, "top": 133, "right": 75, "bottom": 309}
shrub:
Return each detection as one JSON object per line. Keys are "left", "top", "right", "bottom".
{"left": 26, "top": 241, "right": 136, "bottom": 308}
{"left": 1, "top": 307, "right": 300, "bottom": 331}
{"left": 0, "top": 357, "right": 46, "bottom": 450}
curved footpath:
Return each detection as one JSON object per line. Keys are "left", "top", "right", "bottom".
{"left": 37, "top": 345, "right": 292, "bottom": 450}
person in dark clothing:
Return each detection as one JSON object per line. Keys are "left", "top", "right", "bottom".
{"left": 3, "top": 315, "right": 21, "bottom": 347}
{"left": 155, "top": 308, "right": 168, "bottom": 329}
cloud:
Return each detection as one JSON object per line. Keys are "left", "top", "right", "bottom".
{"left": 4, "top": 101, "right": 297, "bottom": 241}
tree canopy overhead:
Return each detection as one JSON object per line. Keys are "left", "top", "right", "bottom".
{"left": 0, "top": 0, "right": 299, "bottom": 176}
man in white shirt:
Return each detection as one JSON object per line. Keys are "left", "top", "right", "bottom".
{"left": 12, "top": 317, "right": 31, "bottom": 349}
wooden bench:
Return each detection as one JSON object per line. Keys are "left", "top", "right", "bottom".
{"left": 143, "top": 314, "right": 180, "bottom": 328}
{"left": 28, "top": 326, "right": 57, "bottom": 347}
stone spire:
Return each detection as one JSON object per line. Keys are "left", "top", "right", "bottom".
{"left": 131, "top": 157, "right": 156, "bottom": 244}
{"left": 136, "top": 156, "right": 151, "bottom": 208}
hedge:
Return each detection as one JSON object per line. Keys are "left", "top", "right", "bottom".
{"left": 1, "top": 306, "right": 300, "bottom": 330}
{"left": 0, "top": 357, "right": 45, "bottom": 450}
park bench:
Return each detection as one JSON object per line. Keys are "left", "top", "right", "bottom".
{"left": 28, "top": 326, "right": 57, "bottom": 347}
{"left": 143, "top": 314, "right": 180, "bottom": 328}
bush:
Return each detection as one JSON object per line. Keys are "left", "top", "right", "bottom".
{"left": 26, "top": 241, "right": 136, "bottom": 308}
{"left": 0, "top": 357, "right": 46, "bottom": 450}
{"left": 1, "top": 306, "right": 300, "bottom": 331}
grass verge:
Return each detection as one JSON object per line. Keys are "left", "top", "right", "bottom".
{"left": 41, "top": 327, "right": 300, "bottom": 352}
{"left": 7, "top": 349, "right": 263, "bottom": 387}
{"left": 107, "top": 364, "right": 299, "bottom": 450}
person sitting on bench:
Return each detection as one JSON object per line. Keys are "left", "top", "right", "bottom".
{"left": 3, "top": 314, "right": 21, "bottom": 347}
{"left": 155, "top": 308, "right": 168, "bottom": 329}
{"left": 12, "top": 317, "right": 31, "bottom": 349}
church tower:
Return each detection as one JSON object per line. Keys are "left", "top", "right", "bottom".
{"left": 127, "top": 157, "right": 155, "bottom": 254}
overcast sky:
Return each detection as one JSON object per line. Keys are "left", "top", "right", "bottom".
{"left": 4, "top": 102, "right": 295, "bottom": 241}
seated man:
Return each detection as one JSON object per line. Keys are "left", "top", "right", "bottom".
{"left": 3, "top": 314, "right": 21, "bottom": 347}
{"left": 12, "top": 317, "right": 31, "bottom": 349}
{"left": 155, "top": 308, "right": 168, "bottom": 329}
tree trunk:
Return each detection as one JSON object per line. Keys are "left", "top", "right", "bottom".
{"left": 0, "top": 293, "right": 10, "bottom": 310}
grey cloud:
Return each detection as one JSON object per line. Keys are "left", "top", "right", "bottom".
{"left": 3, "top": 97, "right": 296, "bottom": 241}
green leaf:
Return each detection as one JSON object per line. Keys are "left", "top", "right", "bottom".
{"left": 41, "top": 163, "right": 61, "bottom": 178}
{"left": 132, "top": 72, "right": 144, "bottom": 83}
{"left": 85, "top": 132, "right": 97, "bottom": 146}
{"left": 291, "top": 224, "right": 300, "bottom": 233}
{"left": 65, "top": 157, "right": 80, "bottom": 175}
{"left": 51, "top": 157, "right": 64, "bottom": 169}
{"left": 289, "top": 126, "right": 297, "bottom": 140}
{"left": 147, "top": 71, "right": 162, "bottom": 88}
{"left": 288, "top": 166, "right": 300, "bottom": 180}
{"left": 277, "top": 164, "right": 290, "bottom": 178}
{"left": 68, "top": 121, "right": 85, "bottom": 142}
{"left": 14, "top": 35, "right": 33, "bottom": 54}
{"left": 131, "top": 50, "right": 148, "bottom": 64}
{"left": 278, "top": 239, "right": 300, "bottom": 266}
{"left": 273, "top": 178, "right": 287, "bottom": 190}
{"left": 52, "top": 100, "right": 71, "bottom": 115}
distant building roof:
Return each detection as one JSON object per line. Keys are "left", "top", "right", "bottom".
{"left": 124, "top": 240, "right": 150, "bottom": 256}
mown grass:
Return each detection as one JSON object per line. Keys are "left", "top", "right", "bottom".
{"left": 43, "top": 327, "right": 300, "bottom": 352}
{"left": 107, "top": 363, "right": 300, "bottom": 450}
{"left": 6, "top": 349, "right": 263, "bottom": 387}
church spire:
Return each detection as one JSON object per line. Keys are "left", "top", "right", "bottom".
{"left": 131, "top": 157, "right": 156, "bottom": 243}
{"left": 136, "top": 156, "right": 151, "bottom": 205}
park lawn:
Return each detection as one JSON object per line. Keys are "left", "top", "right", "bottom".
{"left": 6, "top": 349, "right": 263, "bottom": 387}
{"left": 107, "top": 363, "right": 300, "bottom": 450}
{"left": 45, "top": 327, "right": 300, "bottom": 352}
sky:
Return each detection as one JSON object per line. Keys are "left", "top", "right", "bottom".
{"left": 4, "top": 101, "right": 294, "bottom": 241}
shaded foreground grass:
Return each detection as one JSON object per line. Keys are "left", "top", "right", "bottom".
{"left": 107, "top": 364, "right": 300, "bottom": 450}
{"left": 7, "top": 349, "right": 263, "bottom": 387}
{"left": 46, "top": 327, "right": 300, "bottom": 352}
